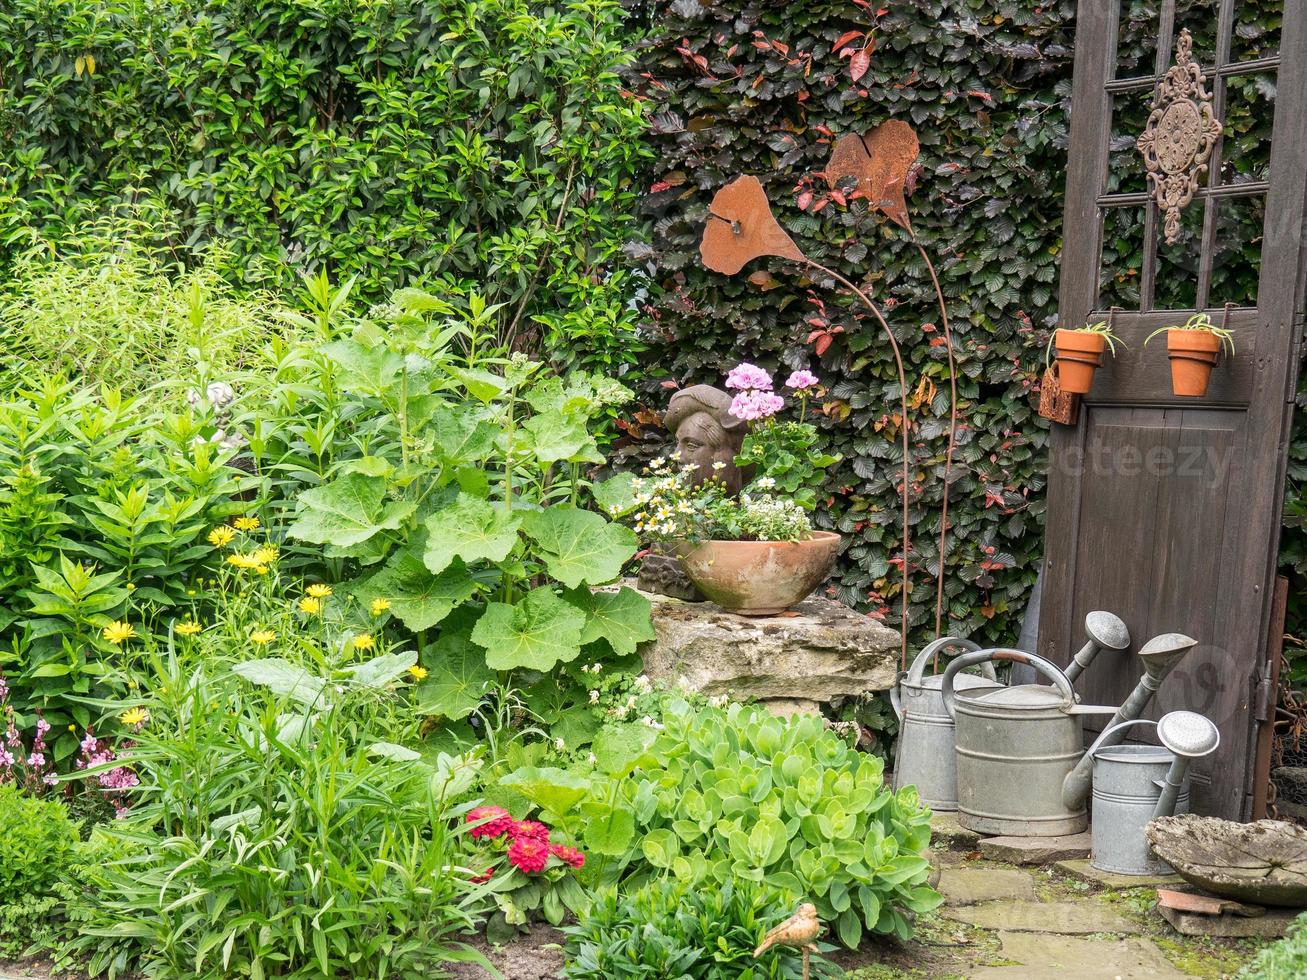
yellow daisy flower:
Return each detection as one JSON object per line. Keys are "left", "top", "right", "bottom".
{"left": 119, "top": 707, "right": 149, "bottom": 727}
{"left": 370, "top": 598, "right": 391, "bottom": 616}
{"left": 176, "top": 620, "right": 202, "bottom": 636}
{"left": 252, "top": 545, "right": 279, "bottom": 565}
{"left": 227, "top": 552, "right": 259, "bottom": 569}
{"left": 103, "top": 621, "right": 136, "bottom": 644}
{"left": 233, "top": 516, "right": 260, "bottom": 531}
{"left": 208, "top": 526, "right": 236, "bottom": 548}
{"left": 352, "top": 633, "right": 376, "bottom": 651}
{"left": 298, "top": 596, "right": 322, "bottom": 615}
{"left": 305, "top": 583, "right": 332, "bottom": 599}
{"left": 250, "top": 629, "right": 276, "bottom": 646}
{"left": 407, "top": 665, "right": 428, "bottom": 681}
{"left": 254, "top": 565, "right": 269, "bottom": 576}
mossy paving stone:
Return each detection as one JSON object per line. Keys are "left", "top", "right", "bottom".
{"left": 968, "top": 931, "right": 1189, "bottom": 978}
{"left": 936, "top": 866, "right": 1039, "bottom": 905}
{"left": 943, "top": 898, "right": 1146, "bottom": 934}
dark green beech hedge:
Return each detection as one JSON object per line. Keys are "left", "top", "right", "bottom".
{"left": 627, "top": 0, "right": 1076, "bottom": 643}
{"left": 0, "top": 0, "right": 647, "bottom": 372}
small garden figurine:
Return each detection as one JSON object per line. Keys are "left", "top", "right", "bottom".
{"left": 754, "top": 902, "right": 822, "bottom": 980}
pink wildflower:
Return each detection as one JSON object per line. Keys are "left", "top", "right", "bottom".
{"left": 729, "top": 389, "right": 785, "bottom": 421}
{"left": 508, "top": 820, "right": 551, "bottom": 844}
{"left": 724, "top": 362, "right": 774, "bottom": 391}
{"left": 507, "top": 837, "right": 550, "bottom": 874}
{"left": 785, "top": 370, "right": 819, "bottom": 390}
{"left": 466, "top": 805, "right": 513, "bottom": 839}
{"left": 549, "top": 844, "right": 585, "bottom": 869}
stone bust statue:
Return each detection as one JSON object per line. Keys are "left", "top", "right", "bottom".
{"left": 661, "top": 384, "right": 750, "bottom": 494}
{"left": 638, "top": 384, "right": 750, "bottom": 600}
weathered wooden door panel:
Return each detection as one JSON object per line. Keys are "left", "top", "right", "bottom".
{"left": 1042, "top": 0, "right": 1306, "bottom": 819}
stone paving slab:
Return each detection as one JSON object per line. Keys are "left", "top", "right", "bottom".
{"left": 969, "top": 931, "right": 1188, "bottom": 979}
{"left": 979, "top": 831, "right": 1092, "bottom": 865}
{"left": 930, "top": 811, "right": 981, "bottom": 850}
{"left": 943, "top": 899, "right": 1146, "bottom": 934}
{"left": 1159, "top": 904, "right": 1297, "bottom": 938}
{"left": 936, "top": 867, "right": 1038, "bottom": 906}
{"left": 1056, "top": 858, "right": 1183, "bottom": 889}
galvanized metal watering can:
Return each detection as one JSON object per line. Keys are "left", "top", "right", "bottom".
{"left": 891, "top": 638, "right": 1001, "bottom": 811}
{"left": 940, "top": 620, "right": 1197, "bottom": 837}
{"left": 1088, "top": 711, "right": 1220, "bottom": 875}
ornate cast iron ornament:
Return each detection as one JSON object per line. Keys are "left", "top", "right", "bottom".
{"left": 1137, "top": 29, "right": 1223, "bottom": 245}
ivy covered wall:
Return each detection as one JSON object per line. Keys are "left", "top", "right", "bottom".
{"left": 627, "top": 0, "right": 1077, "bottom": 644}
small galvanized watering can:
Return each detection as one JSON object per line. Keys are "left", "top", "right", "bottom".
{"left": 1088, "top": 711, "right": 1220, "bottom": 875}
{"left": 891, "top": 638, "right": 1001, "bottom": 811}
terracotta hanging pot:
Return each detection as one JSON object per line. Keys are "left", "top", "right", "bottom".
{"left": 1165, "top": 329, "right": 1222, "bottom": 396}
{"left": 1053, "top": 329, "right": 1107, "bottom": 395}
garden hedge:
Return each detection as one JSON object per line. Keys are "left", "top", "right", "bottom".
{"left": 0, "top": 0, "right": 646, "bottom": 371}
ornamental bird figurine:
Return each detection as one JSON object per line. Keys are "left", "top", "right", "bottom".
{"left": 754, "top": 903, "right": 821, "bottom": 979}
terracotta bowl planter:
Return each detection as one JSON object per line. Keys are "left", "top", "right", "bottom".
{"left": 1166, "top": 329, "right": 1222, "bottom": 396}
{"left": 1053, "top": 329, "right": 1107, "bottom": 394}
{"left": 674, "top": 531, "right": 841, "bottom": 616}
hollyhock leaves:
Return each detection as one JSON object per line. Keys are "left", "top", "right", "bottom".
{"left": 288, "top": 473, "right": 416, "bottom": 549}
{"left": 423, "top": 494, "right": 522, "bottom": 574}
{"left": 498, "top": 766, "right": 591, "bottom": 817}
{"left": 472, "top": 587, "right": 586, "bottom": 671}
{"left": 415, "top": 630, "right": 495, "bottom": 720}
{"left": 357, "top": 541, "right": 476, "bottom": 631}
{"left": 522, "top": 507, "right": 637, "bottom": 589}
{"left": 572, "top": 586, "right": 656, "bottom": 656}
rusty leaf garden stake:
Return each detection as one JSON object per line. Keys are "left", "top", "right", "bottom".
{"left": 826, "top": 119, "right": 960, "bottom": 640}
{"left": 700, "top": 174, "right": 913, "bottom": 664}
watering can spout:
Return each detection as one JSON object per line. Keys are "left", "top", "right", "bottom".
{"left": 1151, "top": 710, "right": 1221, "bottom": 819}
{"left": 1061, "top": 632, "right": 1197, "bottom": 811}
{"left": 1064, "top": 611, "right": 1130, "bottom": 686}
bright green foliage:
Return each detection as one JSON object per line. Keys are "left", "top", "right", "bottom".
{"left": 270, "top": 287, "right": 651, "bottom": 714}
{"left": 631, "top": 1, "right": 1074, "bottom": 640}
{"left": 0, "top": 784, "right": 78, "bottom": 895}
{"left": 591, "top": 701, "right": 940, "bottom": 947}
{"left": 561, "top": 877, "right": 839, "bottom": 979}
{"left": 68, "top": 628, "right": 489, "bottom": 979}
{"left": 0, "top": 0, "right": 648, "bottom": 372}
{"left": 1238, "top": 912, "right": 1307, "bottom": 979}
{"left": 0, "top": 381, "right": 241, "bottom": 752}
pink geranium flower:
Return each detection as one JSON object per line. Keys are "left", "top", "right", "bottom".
{"left": 786, "top": 370, "right": 819, "bottom": 390}
{"left": 729, "top": 389, "right": 785, "bottom": 421}
{"left": 724, "top": 363, "right": 774, "bottom": 391}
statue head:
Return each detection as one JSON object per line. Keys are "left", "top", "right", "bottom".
{"left": 663, "top": 384, "right": 750, "bottom": 495}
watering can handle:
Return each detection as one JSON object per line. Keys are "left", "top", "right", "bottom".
{"left": 1084, "top": 718, "right": 1158, "bottom": 759}
{"left": 941, "top": 649, "right": 1075, "bottom": 720}
{"left": 893, "top": 637, "right": 987, "bottom": 720}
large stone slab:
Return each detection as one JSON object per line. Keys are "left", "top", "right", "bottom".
{"left": 970, "top": 931, "right": 1187, "bottom": 978}
{"left": 1146, "top": 814, "right": 1307, "bottom": 907}
{"left": 1056, "top": 859, "right": 1183, "bottom": 890}
{"left": 937, "top": 867, "right": 1038, "bottom": 905}
{"left": 1158, "top": 904, "right": 1297, "bottom": 938}
{"left": 944, "top": 899, "right": 1145, "bottom": 934}
{"left": 980, "top": 832, "right": 1091, "bottom": 866}
{"left": 638, "top": 586, "right": 898, "bottom": 701}
{"left": 931, "top": 811, "right": 981, "bottom": 851}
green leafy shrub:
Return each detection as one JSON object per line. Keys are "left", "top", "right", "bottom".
{"left": 0, "top": 380, "right": 243, "bottom": 750}
{"left": 561, "top": 877, "right": 838, "bottom": 979}
{"left": 0, "top": 0, "right": 647, "bottom": 372}
{"left": 67, "top": 592, "right": 490, "bottom": 980}
{"left": 0, "top": 246, "right": 291, "bottom": 397}
{"left": 1238, "top": 911, "right": 1307, "bottom": 979}
{"left": 0, "top": 783, "right": 78, "bottom": 894}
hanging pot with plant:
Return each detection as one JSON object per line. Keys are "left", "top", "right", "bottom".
{"left": 1145, "top": 310, "right": 1235, "bottom": 397}
{"left": 1047, "top": 320, "right": 1126, "bottom": 395}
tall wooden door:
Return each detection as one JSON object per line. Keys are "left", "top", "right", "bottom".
{"left": 1041, "top": 0, "right": 1307, "bottom": 820}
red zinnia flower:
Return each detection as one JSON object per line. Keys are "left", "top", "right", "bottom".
{"left": 508, "top": 819, "right": 550, "bottom": 844}
{"left": 467, "top": 805, "right": 512, "bottom": 839}
{"left": 470, "top": 865, "right": 495, "bottom": 884}
{"left": 549, "top": 844, "right": 585, "bottom": 869}
{"left": 507, "top": 837, "right": 550, "bottom": 874}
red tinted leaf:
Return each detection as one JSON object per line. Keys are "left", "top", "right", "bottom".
{"left": 796, "top": 190, "right": 813, "bottom": 210}
{"left": 815, "top": 334, "right": 833, "bottom": 356}
{"left": 850, "top": 47, "right": 871, "bottom": 82}
{"left": 833, "top": 30, "right": 864, "bottom": 51}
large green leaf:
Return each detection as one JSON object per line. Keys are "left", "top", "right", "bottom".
{"left": 322, "top": 338, "right": 404, "bottom": 396}
{"left": 287, "top": 473, "right": 415, "bottom": 549}
{"left": 423, "top": 494, "right": 522, "bottom": 574}
{"left": 471, "top": 587, "right": 585, "bottom": 671}
{"left": 429, "top": 405, "right": 497, "bottom": 462}
{"left": 580, "top": 799, "right": 636, "bottom": 856}
{"left": 233, "top": 659, "right": 325, "bottom": 706}
{"left": 415, "top": 630, "right": 495, "bottom": 720}
{"left": 344, "top": 651, "right": 416, "bottom": 688}
{"left": 356, "top": 542, "right": 476, "bottom": 631}
{"left": 590, "top": 471, "right": 638, "bottom": 517}
{"left": 498, "top": 765, "right": 591, "bottom": 817}
{"left": 521, "top": 507, "right": 637, "bottom": 588}
{"left": 574, "top": 586, "right": 656, "bottom": 655}
{"left": 523, "top": 412, "right": 600, "bottom": 464}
